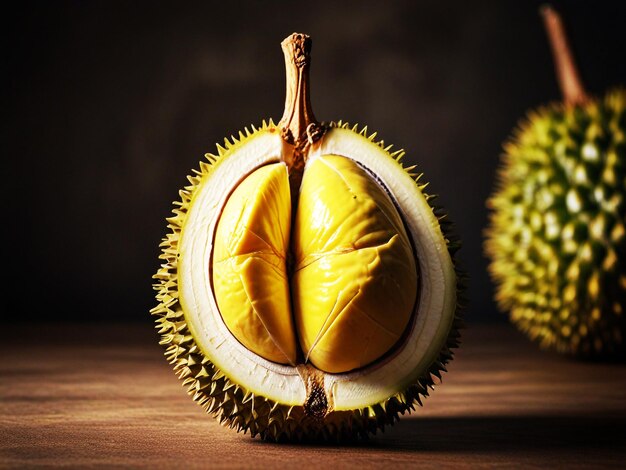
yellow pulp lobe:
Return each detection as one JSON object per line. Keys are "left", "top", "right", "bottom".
{"left": 293, "top": 156, "right": 417, "bottom": 373}
{"left": 213, "top": 163, "right": 297, "bottom": 365}
{"left": 212, "top": 156, "right": 418, "bottom": 373}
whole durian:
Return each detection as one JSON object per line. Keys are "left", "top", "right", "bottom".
{"left": 152, "top": 33, "right": 464, "bottom": 441}
{"left": 486, "top": 7, "right": 625, "bottom": 357}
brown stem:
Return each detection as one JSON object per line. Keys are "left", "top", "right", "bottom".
{"left": 541, "top": 5, "right": 589, "bottom": 106}
{"left": 278, "top": 33, "right": 324, "bottom": 172}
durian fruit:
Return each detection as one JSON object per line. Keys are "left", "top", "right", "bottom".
{"left": 485, "top": 6, "right": 625, "bottom": 357}
{"left": 152, "top": 33, "right": 464, "bottom": 441}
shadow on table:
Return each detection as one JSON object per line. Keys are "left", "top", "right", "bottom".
{"left": 374, "top": 414, "right": 626, "bottom": 452}
{"left": 248, "top": 414, "right": 625, "bottom": 452}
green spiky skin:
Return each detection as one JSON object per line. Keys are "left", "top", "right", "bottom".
{"left": 486, "top": 89, "right": 626, "bottom": 357}
{"left": 152, "top": 120, "right": 465, "bottom": 442}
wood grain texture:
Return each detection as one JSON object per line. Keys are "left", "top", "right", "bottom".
{"left": 1, "top": 323, "right": 625, "bottom": 468}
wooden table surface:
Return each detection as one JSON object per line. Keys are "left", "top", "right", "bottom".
{"left": 1, "top": 322, "right": 625, "bottom": 468}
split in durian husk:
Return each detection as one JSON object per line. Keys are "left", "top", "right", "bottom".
{"left": 485, "top": 6, "right": 625, "bottom": 357}
{"left": 152, "top": 33, "right": 465, "bottom": 441}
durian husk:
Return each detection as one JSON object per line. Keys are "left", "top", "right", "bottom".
{"left": 152, "top": 120, "right": 465, "bottom": 441}
{"left": 486, "top": 89, "right": 626, "bottom": 357}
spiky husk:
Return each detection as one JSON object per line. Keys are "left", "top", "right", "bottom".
{"left": 151, "top": 120, "right": 465, "bottom": 441}
{"left": 486, "top": 89, "right": 626, "bottom": 357}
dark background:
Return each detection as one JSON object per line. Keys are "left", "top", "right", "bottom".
{"left": 5, "top": 1, "right": 625, "bottom": 323}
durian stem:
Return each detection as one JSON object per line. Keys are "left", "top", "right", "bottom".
{"left": 541, "top": 5, "right": 589, "bottom": 106}
{"left": 278, "top": 33, "right": 323, "bottom": 172}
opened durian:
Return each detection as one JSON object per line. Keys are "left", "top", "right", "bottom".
{"left": 152, "top": 33, "right": 463, "bottom": 441}
{"left": 486, "top": 7, "right": 625, "bottom": 357}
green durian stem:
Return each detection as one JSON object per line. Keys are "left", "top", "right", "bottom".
{"left": 541, "top": 5, "right": 589, "bottom": 106}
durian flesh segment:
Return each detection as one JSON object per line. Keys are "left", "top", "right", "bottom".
{"left": 213, "top": 162, "right": 297, "bottom": 365}
{"left": 293, "top": 155, "right": 418, "bottom": 373}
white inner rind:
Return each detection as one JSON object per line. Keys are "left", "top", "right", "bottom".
{"left": 179, "top": 127, "right": 456, "bottom": 409}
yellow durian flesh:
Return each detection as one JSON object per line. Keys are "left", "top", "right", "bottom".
{"left": 212, "top": 154, "right": 417, "bottom": 373}
{"left": 293, "top": 155, "right": 417, "bottom": 373}
{"left": 212, "top": 162, "right": 297, "bottom": 365}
